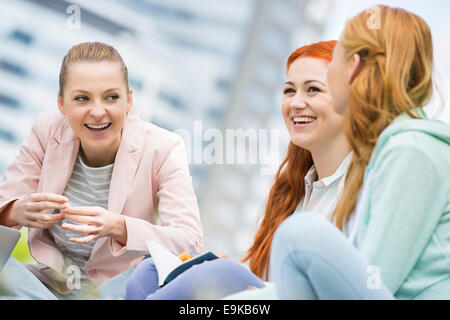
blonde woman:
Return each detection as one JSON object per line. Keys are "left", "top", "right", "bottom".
{"left": 270, "top": 5, "right": 450, "bottom": 299}
{"left": 0, "top": 42, "right": 202, "bottom": 299}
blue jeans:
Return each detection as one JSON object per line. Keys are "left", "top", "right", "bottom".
{"left": 270, "top": 212, "right": 394, "bottom": 299}
{"left": 223, "top": 282, "right": 277, "bottom": 300}
{"left": 0, "top": 256, "right": 57, "bottom": 299}
{"left": 126, "top": 258, "right": 265, "bottom": 300}
{"left": 0, "top": 255, "right": 135, "bottom": 300}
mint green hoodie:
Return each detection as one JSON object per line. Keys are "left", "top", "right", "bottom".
{"left": 355, "top": 109, "right": 450, "bottom": 299}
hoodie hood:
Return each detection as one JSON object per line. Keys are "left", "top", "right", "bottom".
{"left": 377, "top": 109, "right": 450, "bottom": 149}
{"left": 366, "top": 108, "right": 450, "bottom": 176}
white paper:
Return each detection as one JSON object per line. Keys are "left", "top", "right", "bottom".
{"left": 146, "top": 239, "right": 182, "bottom": 286}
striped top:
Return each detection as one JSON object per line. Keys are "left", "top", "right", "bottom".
{"left": 48, "top": 153, "right": 114, "bottom": 280}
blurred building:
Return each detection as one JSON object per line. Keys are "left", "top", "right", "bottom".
{"left": 0, "top": 0, "right": 331, "bottom": 260}
{"left": 0, "top": 0, "right": 254, "bottom": 189}
{"left": 199, "top": 0, "right": 332, "bottom": 257}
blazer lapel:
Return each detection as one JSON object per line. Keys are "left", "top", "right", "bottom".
{"left": 38, "top": 114, "right": 79, "bottom": 199}
{"left": 90, "top": 112, "right": 142, "bottom": 262}
{"left": 42, "top": 138, "right": 80, "bottom": 196}
{"left": 29, "top": 119, "right": 79, "bottom": 273}
{"left": 89, "top": 138, "right": 140, "bottom": 263}
{"left": 107, "top": 115, "right": 142, "bottom": 215}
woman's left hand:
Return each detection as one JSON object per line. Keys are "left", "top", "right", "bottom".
{"left": 61, "top": 205, "right": 127, "bottom": 244}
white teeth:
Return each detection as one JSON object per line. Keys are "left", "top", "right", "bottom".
{"left": 293, "top": 117, "right": 316, "bottom": 123}
{"left": 86, "top": 123, "right": 110, "bottom": 129}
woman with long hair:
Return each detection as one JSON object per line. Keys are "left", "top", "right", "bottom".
{"left": 270, "top": 5, "right": 450, "bottom": 299}
{"left": 126, "top": 40, "right": 356, "bottom": 300}
{"left": 0, "top": 42, "right": 202, "bottom": 299}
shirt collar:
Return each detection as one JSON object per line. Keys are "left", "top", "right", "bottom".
{"left": 304, "top": 151, "right": 353, "bottom": 188}
{"left": 320, "top": 151, "right": 353, "bottom": 187}
{"left": 304, "top": 164, "right": 318, "bottom": 186}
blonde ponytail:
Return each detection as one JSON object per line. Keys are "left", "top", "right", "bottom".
{"left": 332, "top": 5, "right": 434, "bottom": 229}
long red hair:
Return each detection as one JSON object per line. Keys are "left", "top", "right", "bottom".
{"left": 241, "top": 40, "right": 337, "bottom": 279}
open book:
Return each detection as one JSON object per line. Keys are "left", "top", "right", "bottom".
{"left": 146, "top": 239, "right": 219, "bottom": 286}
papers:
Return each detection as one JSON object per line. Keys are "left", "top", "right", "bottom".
{"left": 146, "top": 239, "right": 218, "bottom": 286}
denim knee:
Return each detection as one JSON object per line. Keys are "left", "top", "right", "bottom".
{"left": 272, "top": 212, "right": 340, "bottom": 254}
{"left": 125, "top": 258, "right": 158, "bottom": 299}
{"left": 129, "top": 258, "right": 157, "bottom": 281}
{"left": 192, "top": 259, "right": 263, "bottom": 288}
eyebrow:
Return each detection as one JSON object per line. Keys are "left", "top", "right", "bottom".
{"left": 284, "top": 80, "right": 326, "bottom": 86}
{"left": 71, "top": 88, "right": 121, "bottom": 94}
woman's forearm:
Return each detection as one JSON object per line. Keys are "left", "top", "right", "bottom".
{"left": 110, "top": 214, "right": 127, "bottom": 245}
{"left": 0, "top": 200, "right": 19, "bottom": 228}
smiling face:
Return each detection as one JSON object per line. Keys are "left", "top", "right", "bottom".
{"left": 57, "top": 61, "right": 132, "bottom": 166}
{"left": 281, "top": 57, "right": 346, "bottom": 153}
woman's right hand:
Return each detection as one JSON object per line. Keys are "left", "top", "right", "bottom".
{"left": 10, "top": 193, "right": 69, "bottom": 229}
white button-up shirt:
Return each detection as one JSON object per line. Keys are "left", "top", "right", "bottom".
{"left": 295, "top": 152, "right": 357, "bottom": 241}
{"left": 264, "top": 152, "right": 356, "bottom": 282}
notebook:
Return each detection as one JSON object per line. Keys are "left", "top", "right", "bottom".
{"left": 146, "top": 239, "right": 218, "bottom": 286}
{"left": 0, "top": 225, "right": 21, "bottom": 273}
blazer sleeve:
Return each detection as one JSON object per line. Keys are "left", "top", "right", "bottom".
{"left": 0, "top": 115, "right": 47, "bottom": 228}
{"left": 109, "top": 136, "right": 203, "bottom": 257}
{"left": 357, "top": 139, "right": 446, "bottom": 294}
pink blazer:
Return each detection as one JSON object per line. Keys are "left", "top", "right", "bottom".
{"left": 0, "top": 108, "right": 203, "bottom": 293}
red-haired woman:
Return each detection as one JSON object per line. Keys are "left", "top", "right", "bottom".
{"left": 125, "top": 40, "right": 358, "bottom": 300}
{"left": 268, "top": 5, "right": 450, "bottom": 300}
